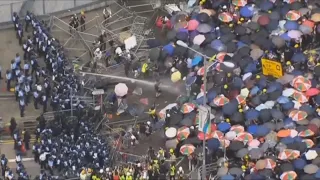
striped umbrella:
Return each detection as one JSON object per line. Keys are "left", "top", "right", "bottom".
{"left": 232, "top": 0, "right": 247, "bottom": 7}
{"left": 235, "top": 132, "right": 253, "bottom": 142}
{"left": 218, "top": 12, "right": 233, "bottom": 23}
{"left": 280, "top": 171, "right": 297, "bottom": 180}
{"left": 177, "top": 126, "right": 190, "bottom": 141}
{"left": 181, "top": 103, "right": 196, "bottom": 114}
{"left": 278, "top": 149, "right": 300, "bottom": 160}
{"left": 213, "top": 95, "right": 230, "bottom": 106}
{"left": 230, "top": 125, "right": 245, "bottom": 134}
{"left": 265, "top": 158, "right": 276, "bottom": 169}
{"left": 291, "top": 76, "right": 311, "bottom": 92}
{"left": 298, "top": 129, "right": 315, "bottom": 137}
{"left": 216, "top": 52, "right": 227, "bottom": 62}
{"left": 302, "top": 139, "right": 315, "bottom": 148}
{"left": 211, "top": 130, "right": 224, "bottom": 140}
{"left": 289, "top": 110, "right": 308, "bottom": 121}
{"left": 197, "top": 67, "right": 205, "bottom": 76}
{"left": 236, "top": 95, "right": 247, "bottom": 104}
{"left": 292, "top": 91, "right": 308, "bottom": 103}
{"left": 286, "top": 10, "right": 301, "bottom": 21}
{"left": 180, "top": 144, "right": 195, "bottom": 155}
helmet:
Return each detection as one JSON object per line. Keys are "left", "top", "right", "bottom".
{"left": 147, "top": 121, "right": 151, "bottom": 125}
{"left": 179, "top": 167, "right": 183, "bottom": 171}
{"left": 170, "top": 149, "right": 174, "bottom": 153}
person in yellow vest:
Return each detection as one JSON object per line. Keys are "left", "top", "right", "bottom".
{"left": 80, "top": 169, "right": 87, "bottom": 180}
{"left": 141, "top": 62, "right": 149, "bottom": 78}
{"left": 169, "top": 163, "right": 176, "bottom": 180}
{"left": 120, "top": 173, "right": 126, "bottom": 180}
{"left": 157, "top": 147, "right": 165, "bottom": 161}
{"left": 87, "top": 168, "right": 93, "bottom": 180}
{"left": 169, "top": 149, "right": 176, "bottom": 161}
{"left": 126, "top": 172, "right": 133, "bottom": 180}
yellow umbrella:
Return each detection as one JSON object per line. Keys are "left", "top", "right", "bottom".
{"left": 171, "top": 71, "right": 181, "bottom": 82}
{"left": 311, "top": 13, "right": 320, "bottom": 22}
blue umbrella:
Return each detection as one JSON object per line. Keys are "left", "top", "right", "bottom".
{"left": 293, "top": 158, "right": 306, "bottom": 170}
{"left": 284, "top": 21, "right": 299, "bottom": 30}
{"left": 207, "top": 89, "right": 217, "bottom": 102}
{"left": 315, "top": 170, "right": 320, "bottom": 178}
{"left": 292, "top": 52, "right": 307, "bottom": 63}
{"left": 259, "top": 0, "right": 273, "bottom": 11}
{"left": 176, "top": 32, "right": 189, "bottom": 41}
{"left": 185, "top": 76, "right": 197, "bottom": 86}
{"left": 211, "top": 39, "right": 225, "bottom": 51}
{"left": 282, "top": 101, "right": 294, "bottom": 110}
{"left": 257, "top": 77, "right": 268, "bottom": 89}
{"left": 192, "top": 56, "right": 203, "bottom": 66}
{"left": 291, "top": 69, "right": 303, "bottom": 76}
{"left": 256, "top": 125, "right": 270, "bottom": 136}
{"left": 266, "top": 85, "right": 277, "bottom": 93}
{"left": 315, "top": 95, "right": 320, "bottom": 105}
{"left": 283, "top": 117, "right": 296, "bottom": 129}
{"left": 222, "top": 100, "right": 238, "bottom": 116}
{"left": 207, "top": 138, "right": 220, "bottom": 150}
{"left": 240, "top": 6, "right": 254, "bottom": 17}
{"left": 163, "top": 44, "right": 175, "bottom": 56}
{"left": 218, "top": 122, "right": 231, "bottom": 132}
{"left": 277, "top": 96, "right": 290, "bottom": 104}
{"left": 221, "top": 174, "right": 235, "bottom": 180}
{"left": 268, "top": 81, "right": 283, "bottom": 91}
{"left": 281, "top": 137, "right": 294, "bottom": 144}
{"left": 245, "top": 109, "right": 259, "bottom": 121}
{"left": 189, "top": 30, "right": 199, "bottom": 42}
{"left": 280, "top": 33, "right": 291, "bottom": 41}
{"left": 248, "top": 125, "right": 258, "bottom": 135}
{"left": 250, "top": 86, "right": 260, "bottom": 96}
{"left": 244, "top": 62, "right": 257, "bottom": 73}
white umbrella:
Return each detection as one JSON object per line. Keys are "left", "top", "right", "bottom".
{"left": 114, "top": 83, "right": 128, "bottom": 97}
{"left": 264, "top": 101, "right": 275, "bottom": 109}
{"left": 282, "top": 88, "right": 295, "bottom": 97}
{"left": 255, "top": 104, "right": 268, "bottom": 111}
{"left": 240, "top": 88, "right": 250, "bottom": 97}
{"left": 242, "top": 72, "right": 253, "bottom": 81}
{"left": 305, "top": 150, "right": 318, "bottom": 160}
{"left": 287, "top": 30, "right": 303, "bottom": 40}
{"left": 165, "top": 127, "right": 177, "bottom": 138}
{"left": 193, "top": 34, "right": 206, "bottom": 45}
{"left": 225, "top": 131, "right": 237, "bottom": 140}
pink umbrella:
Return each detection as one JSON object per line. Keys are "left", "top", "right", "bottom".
{"left": 187, "top": 19, "right": 199, "bottom": 31}
{"left": 248, "top": 139, "right": 260, "bottom": 147}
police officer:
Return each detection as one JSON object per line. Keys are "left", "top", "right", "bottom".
{"left": 1, "top": 154, "right": 8, "bottom": 178}
{"left": 17, "top": 23, "right": 23, "bottom": 45}
{"left": 15, "top": 53, "right": 21, "bottom": 68}
{"left": 19, "top": 97, "right": 25, "bottom": 117}
{"left": 12, "top": 12, "right": 19, "bottom": 30}
{"left": 25, "top": 11, "right": 31, "bottom": 32}
{"left": 33, "top": 90, "right": 39, "bottom": 109}
{"left": 24, "top": 83, "right": 31, "bottom": 105}
{"left": 169, "top": 163, "right": 176, "bottom": 180}
{"left": 5, "top": 70, "right": 12, "bottom": 92}
{"left": 42, "top": 93, "right": 47, "bottom": 113}
{"left": 23, "top": 62, "right": 30, "bottom": 76}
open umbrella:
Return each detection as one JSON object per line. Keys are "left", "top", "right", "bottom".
{"left": 188, "top": 19, "right": 199, "bottom": 31}
{"left": 114, "top": 83, "right": 128, "bottom": 97}
{"left": 165, "top": 139, "right": 178, "bottom": 149}
{"left": 311, "top": 13, "right": 320, "bottom": 22}
{"left": 292, "top": 91, "right": 308, "bottom": 103}
{"left": 218, "top": 12, "right": 233, "bottom": 23}
{"left": 193, "top": 34, "right": 205, "bottom": 45}
{"left": 288, "top": 30, "right": 302, "bottom": 39}
{"left": 180, "top": 144, "right": 195, "bottom": 155}
{"left": 232, "top": 0, "right": 247, "bottom": 7}
{"left": 291, "top": 76, "right": 311, "bottom": 91}
{"left": 181, "top": 103, "right": 196, "bottom": 114}
{"left": 197, "top": 23, "right": 212, "bottom": 33}
{"left": 165, "top": 127, "right": 177, "bottom": 138}
{"left": 213, "top": 95, "right": 230, "bottom": 106}
{"left": 278, "top": 149, "right": 300, "bottom": 160}
{"left": 230, "top": 125, "right": 244, "bottom": 134}
{"left": 177, "top": 126, "right": 190, "bottom": 141}
{"left": 280, "top": 171, "right": 297, "bottom": 180}
{"left": 305, "top": 149, "right": 318, "bottom": 160}
{"left": 289, "top": 110, "right": 307, "bottom": 121}
{"left": 171, "top": 71, "right": 182, "bottom": 82}
{"left": 286, "top": 10, "right": 301, "bottom": 21}
{"left": 235, "top": 132, "right": 253, "bottom": 142}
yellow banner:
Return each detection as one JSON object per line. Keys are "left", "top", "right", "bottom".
{"left": 261, "top": 59, "right": 283, "bottom": 78}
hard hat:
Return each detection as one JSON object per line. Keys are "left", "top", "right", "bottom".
{"left": 224, "top": 84, "right": 228, "bottom": 89}
{"left": 105, "top": 167, "right": 110, "bottom": 172}
{"left": 294, "top": 44, "right": 299, "bottom": 48}
{"left": 256, "top": 75, "right": 260, "bottom": 79}
{"left": 227, "top": 73, "right": 231, "bottom": 77}
{"left": 171, "top": 67, "right": 176, "bottom": 72}
{"left": 95, "top": 48, "right": 100, "bottom": 52}
{"left": 81, "top": 10, "right": 84, "bottom": 15}
{"left": 229, "top": 23, "right": 233, "bottom": 27}
{"left": 179, "top": 167, "right": 183, "bottom": 171}
{"left": 239, "top": 109, "right": 243, "bottom": 113}
{"left": 170, "top": 149, "right": 174, "bottom": 153}
{"left": 241, "top": 165, "right": 246, "bottom": 170}
{"left": 131, "top": 135, "right": 135, "bottom": 139}
{"left": 263, "top": 89, "right": 267, "bottom": 93}
{"left": 137, "top": 163, "right": 141, "bottom": 167}
{"left": 99, "top": 169, "right": 103, "bottom": 173}
{"left": 240, "top": 18, "right": 244, "bottom": 21}
{"left": 147, "top": 121, "right": 151, "bottom": 125}
{"left": 226, "top": 118, "right": 230, "bottom": 123}
{"left": 286, "top": 61, "right": 291, "bottom": 65}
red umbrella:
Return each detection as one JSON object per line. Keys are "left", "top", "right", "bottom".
{"left": 306, "top": 88, "right": 320, "bottom": 97}
{"left": 258, "top": 15, "right": 270, "bottom": 26}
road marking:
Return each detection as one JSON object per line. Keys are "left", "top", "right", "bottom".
{"left": 0, "top": 139, "right": 36, "bottom": 144}
{"left": 8, "top": 158, "right": 34, "bottom": 163}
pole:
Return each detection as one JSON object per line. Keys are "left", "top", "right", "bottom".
{"left": 202, "top": 55, "right": 207, "bottom": 179}
{"left": 70, "top": 88, "right": 73, "bottom": 117}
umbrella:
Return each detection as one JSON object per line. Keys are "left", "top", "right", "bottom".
{"left": 177, "top": 126, "right": 190, "bottom": 141}
{"left": 171, "top": 71, "right": 182, "bottom": 82}
{"left": 255, "top": 159, "right": 267, "bottom": 170}
{"left": 181, "top": 103, "right": 196, "bottom": 114}
{"left": 265, "top": 158, "right": 276, "bottom": 169}
{"left": 235, "top": 132, "right": 253, "bottom": 142}
{"left": 249, "top": 148, "right": 263, "bottom": 159}
{"left": 289, "top": 110, "right": 308, "bottom": 121}
{"left": 288, "top": 30, "right": 302, "bottom": 39}
{"left": 165, "top": 139, "right": 178, "bottom": 149}
{"left": 230, "top": 125, "right": 244, "bottom": 134}
{"left": 291, "top": 76, "right": 311, "bottom": 91}
{"left": 158, "top": 103, "right": 177, "bottom": 119}
{"left": 229, "top": 167, "right": 243, "bottom": 176}
{"left": 305, "top": 150, "right": 318, "bottom": 160}
{"left": 306, "top": 88, "right": 320, "bottom": 97}
{"left": 304, "top": 164, "right": 319, "bottom": 174}
{"left": 187, "top": 19, "right": 199, "bottom": 31}
{"left": 232, "top": 0, "right": 247, "bottom": 7}
{"left": 278, "top": 149, "right": 300, "bottom": 160}
{"left": 286, "top": 10, "right": 301, "bottom": 21}
{"left": 193, "top": 34, "right": 205, "bottom": 45}
{"left": 196, "top": 23, "right": 212, "bottom": 34}
{"left": 258, "top": 15, "right": 270, "bottom": 26}
{"left": 114, "top": 83, "right": 128, "bottom": 97}
{"left": 180, "top": 144, "right": 195, "bottom": 155}
{"left": 197, "top": 13, "right": 210, "bottom": 23}
{"left": 292, "top": 91, "right": 308, "bottom": 103}
{"left": 298, "top": 129, "right": 315, "bottom": 137}
{"left": 199, "top": 9, "right": 216, "bottom": 16}
{"left": 218, "top": 12, "right": 233, "bottom": 23}
{"left": 311, "top": 13, "right": 320, "bottom": 22}
{"left": 283, "top": 88, "right": 295, "bottom": 97}
{"left": 236, "top": 95, "right": 246, "bottom": 104}
{"left": 197, "top": 132, "right": 213, "bottom": 140}
{"left": 280, "top": 171, "right": 297, "bottom": 180}
{"left": 302, "top": 139, "right": 314, "bottom": 148}
{"left": 229, "top": 141, "right": 245, "bottom": 151}
{"left": 165, "top": 127, "right": 177, "bottom": 138}
{"left": 213, "top": 95, "right": 230, "bottom": 106}
{"left": 207, "top": 138, "right": 221, "bottom": 150}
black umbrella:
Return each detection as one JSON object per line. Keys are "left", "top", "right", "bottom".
{"left": 259, "top": 109, "right": 272, "bottom": 123}
{"left": 280, "top": 163, "right": 294, "bottom": 173}
{"left": 220, "top": 33, "right": 236, "bottom": 43}
{"left": 229, "top": 140, "right": 244, "bottom": 151}
{"left": 166, "top": 30, "right": 177, "bottom": 41}
{"left": 238, "top": 46, "right": 251, "bottom": 56}
{"left": 204, "top": 46, "right": 218, "bottom": 57}
{"left": 197, "top": 13, "right": 210, "bottom": 23}
{"left": 173, "top": 46, "right": 187, "bottom": 57}
{"left": 234, "top": 25, "right": 247, "bottom": 36}
{"left": 231, "top": 112, "right": 244, "bottom": 123}
{"left": 188, "top": 44, "right": 201, "bottom": 58}
{"left": 183, "top": 137, "right": 201, "bottom": 145}
{"left": 226, "top": 42, "right": 237, "bottom": 53}
{"left": 168, "top": 111, "right": 183, "bottom": 126}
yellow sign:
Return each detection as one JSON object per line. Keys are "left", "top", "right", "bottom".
{"left": 261, "top": 59, "right": 283, "bottom": 78}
